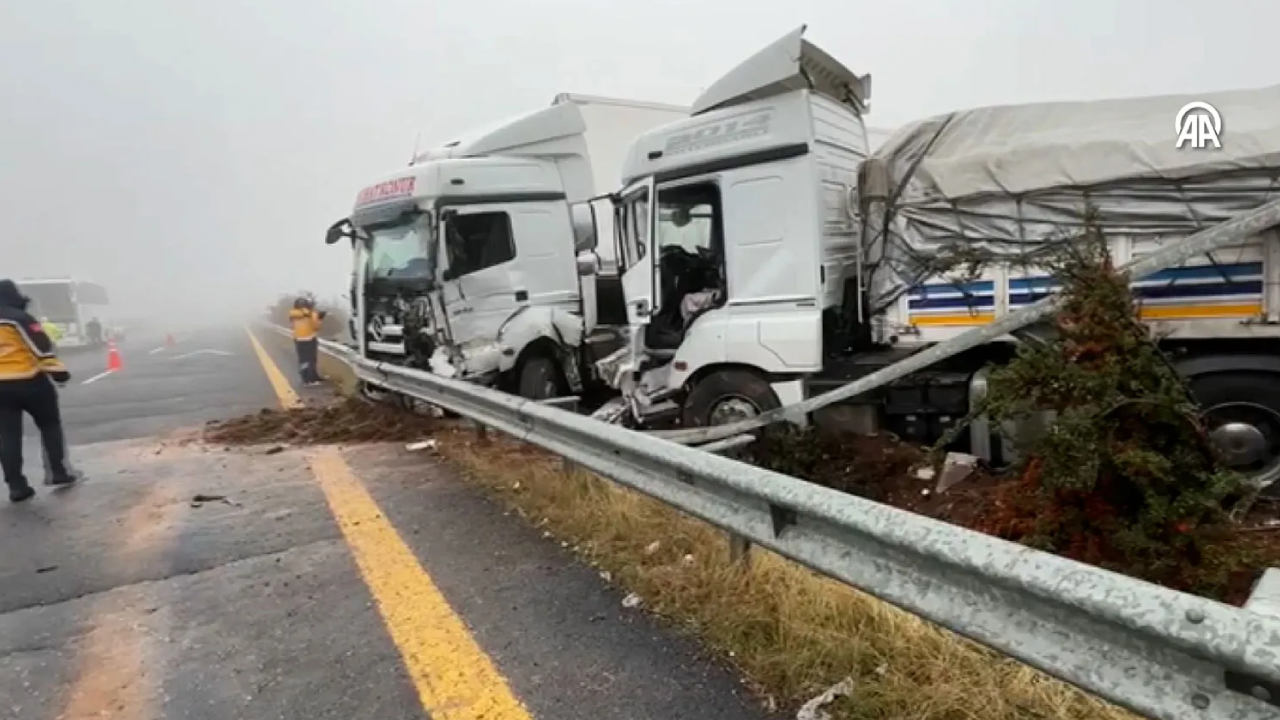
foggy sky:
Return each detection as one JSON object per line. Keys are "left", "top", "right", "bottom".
{"left": 1, "top": 0, "right": 1275, "bottom": 326}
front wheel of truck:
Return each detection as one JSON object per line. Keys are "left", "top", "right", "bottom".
{"left": 681, "top": 368, "right": 781, "bottom": 428}
{"left": 518, "top": 355, "right": 567, "bottom": 401}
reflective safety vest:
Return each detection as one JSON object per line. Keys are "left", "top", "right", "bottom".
{"left": 0, "top": 311, "right": 70, "bottom": 382}
{"left": 289, "top": 308, "right": 322, "bottom": 341}
{"left": 41, "top": 319, "right": 63, "bottom": 343}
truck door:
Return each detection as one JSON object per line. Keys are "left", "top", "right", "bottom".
{"left": 439, "top": 206, "right": 519, "bottom": 349}
{"left": 618, "top": 177, "right": 657, "bottom": 326}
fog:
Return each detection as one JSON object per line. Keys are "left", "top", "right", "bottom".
{"left": 2, "top": 0, "right": 1275, "bottom": 329}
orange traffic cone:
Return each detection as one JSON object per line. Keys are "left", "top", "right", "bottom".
{"left": 106, "top": 340, "right": 122, "bottom": 372}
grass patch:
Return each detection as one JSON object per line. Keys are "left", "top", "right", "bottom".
{"left": 436, "top": 430, "right": 1135, "bottom": 720}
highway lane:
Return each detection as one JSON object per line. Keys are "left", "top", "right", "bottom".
{"left": 0, "top": 325, "right": 778, "bottom": 720}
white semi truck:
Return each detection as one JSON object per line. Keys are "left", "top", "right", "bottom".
{"left": 325, "top": 94, "right": 687, "bottom": 400}
{"left": 598, "top": 25, "right": 1280, "bottom": 491}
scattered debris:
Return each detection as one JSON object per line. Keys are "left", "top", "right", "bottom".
{"left": 795, "top": 677, "right": 855, "bottom": 720}
{"left": 935, "top": 452, "right": 978, "bottom": 493}
{"left": 36, "top": 565, "right": 58, "bottom": 574}
{"left": 621, "top": 592, "right": 643, "bottom": 609}
{"left": 205, "top": 397, "right": 437, "bottom": 446}
{"left": 406, "top": 439, "right": 438, "bottom": 452}
{"left": 644, "top": 540, "right": 661, "bottom": 555}
{"left": 191, "top": 493, "right": 240, "bottom": 508}
{"left": 264, "top": 445, "right": 286, "bottom": 455}
{"left": 599, "top": 570, "right": 612, "bottom": 582}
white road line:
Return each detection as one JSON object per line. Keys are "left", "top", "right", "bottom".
{"left": 169, "top": 349, "right": 234, "bottom": 360}
{"left": 81, "top": 369, "right": 117, "bottom": 385}
{"left": 149, "top": 346, "right": 166, "bottom": 355}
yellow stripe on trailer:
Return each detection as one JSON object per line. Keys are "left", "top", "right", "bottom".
{"left": 1138, "top": 303, "right": 1263, "bottom": 320}
{"left": 910, "top": 312, "right": 996, "bottom": 327}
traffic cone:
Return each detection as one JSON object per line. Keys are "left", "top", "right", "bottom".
{"left": 166, "top": 333, "right": 175, "bottom": 347}
{"left": 106, "top": 340, "right": 122, "bottom": 372}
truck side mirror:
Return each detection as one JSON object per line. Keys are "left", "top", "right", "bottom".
{"left": 325, "top": 218, "right": 370, "bottom": 246}
{"left": 570, "top": 203, "right": 599, "bottom": 254}
{"left": 325, "top": 218, "right": 351, "bottom": 245}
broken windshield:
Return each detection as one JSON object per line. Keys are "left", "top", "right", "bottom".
{"left": 365, "top": 214, "right": 434, "bottom": 281}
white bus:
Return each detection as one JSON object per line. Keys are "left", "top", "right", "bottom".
{"left": 15, "top": 278, "right": 117, "bottom": 348}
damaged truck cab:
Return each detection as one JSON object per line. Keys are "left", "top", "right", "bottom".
{"left": 600, "top": 26, "right": 871, "bottom": 428}
{"left": 327, "top": 95, "right": 686, "bottom": 400}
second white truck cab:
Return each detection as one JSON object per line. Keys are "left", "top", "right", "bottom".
{"left": 601, "top": 25, "right": 871, "bottom": 426}
{"left": 326, "top": 94, "right": 686, "bottom": 400}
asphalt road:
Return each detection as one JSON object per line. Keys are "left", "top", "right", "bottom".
{"left": 0, "top": 326, "right": 776, "bottom": 720}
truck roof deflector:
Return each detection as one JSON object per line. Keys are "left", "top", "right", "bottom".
{"left": 690, "top": 25, "right": 871, "bottom": 116}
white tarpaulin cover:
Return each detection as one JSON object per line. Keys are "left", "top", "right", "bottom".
{"left": 860, "top": 84, "right": 1280, "bottom": 305}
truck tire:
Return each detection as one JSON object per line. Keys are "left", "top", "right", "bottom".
{"left": 1189, "top": 371, "right": 1280, "bottom": 495}
{"left": 682, "top": 369, "right": 781, "bottom": 428}
{"left": 518, "top": 356, "right": 566, "bottom": 400}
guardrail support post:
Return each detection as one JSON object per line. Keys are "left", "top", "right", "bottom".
{"left": 728, "top": 533, "right": 752, "bottom": 567}
{"left": 474, "top": 422, "right": 489, "bottom": 445}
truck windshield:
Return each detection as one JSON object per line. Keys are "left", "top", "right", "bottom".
{"left": 365, "top": 215, "right": 433, "bottom": 280}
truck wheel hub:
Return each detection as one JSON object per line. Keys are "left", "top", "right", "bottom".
{"left": 709, "top": 397, "right": 759, "bottom": 426}
{"left": 1208, "top": 421, "right": 1268, "bottom": 466}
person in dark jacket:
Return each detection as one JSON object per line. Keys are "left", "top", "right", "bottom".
{"left": 85, "top": 317, "right": 104, "bottom": 346}
{"left": 0, "top": 279, "right": 82, "bottom": 502}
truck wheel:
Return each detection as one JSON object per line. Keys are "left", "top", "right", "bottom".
{"left": 682, "top": 369, "right": 781, "bottom": 428}
{"left": 1189, "top": 372, "right": 1280, "bottom": 495}
{"left": 518, "top": 356, "right": 566, "bottom": 400}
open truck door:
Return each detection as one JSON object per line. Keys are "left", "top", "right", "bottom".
{"left": 617, "top": 177, "right": 658, "bottom": 326}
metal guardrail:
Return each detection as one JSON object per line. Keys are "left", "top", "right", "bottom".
{"left": 269, "top": 326, "right": 1280, "bottom": 720}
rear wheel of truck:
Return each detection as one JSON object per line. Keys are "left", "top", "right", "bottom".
{"left": 518, "top": 356, "right": 567, "bottom": 401}
{"left": 682, "top": 369, "right": 781, "bottom": 428}
{"left": 1190, "top": 371, "right": 1280, "bottom": 495}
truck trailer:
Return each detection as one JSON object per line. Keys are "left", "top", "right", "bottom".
{"left": 325, "top": 93, "right": 687, "bottom": 400}
{"left": 596, "top": 25, "right": 1280, "bottom": 492}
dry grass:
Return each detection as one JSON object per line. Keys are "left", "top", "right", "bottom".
{"left": 438, "top": 431, "right": 1136, "bottom": 720}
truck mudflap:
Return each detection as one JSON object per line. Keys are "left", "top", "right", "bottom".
{"left": 623, "top": 198, "right": 1280, "bottom": 447}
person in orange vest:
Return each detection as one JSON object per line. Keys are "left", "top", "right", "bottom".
{"left": 0, "top": 279, "right": 83, "bottom": 502}
{"left": 288, "top": 297, "right": 327, "bottom": 386}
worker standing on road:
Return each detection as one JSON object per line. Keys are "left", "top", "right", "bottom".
{"left": 289, "top": 297, "right": 326, "bottom": 387}
{"left": 0, "top": 280, "right": 82, "bottom": 503}
{"left": 86, "top": 317, "right": 103, "bottom": 347}
{"left": 40, "top": 316, "right": 62, "bottom": 344}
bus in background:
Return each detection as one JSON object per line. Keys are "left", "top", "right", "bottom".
{"left": 15, "top": 278, "right": 119, "bottom": 349}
